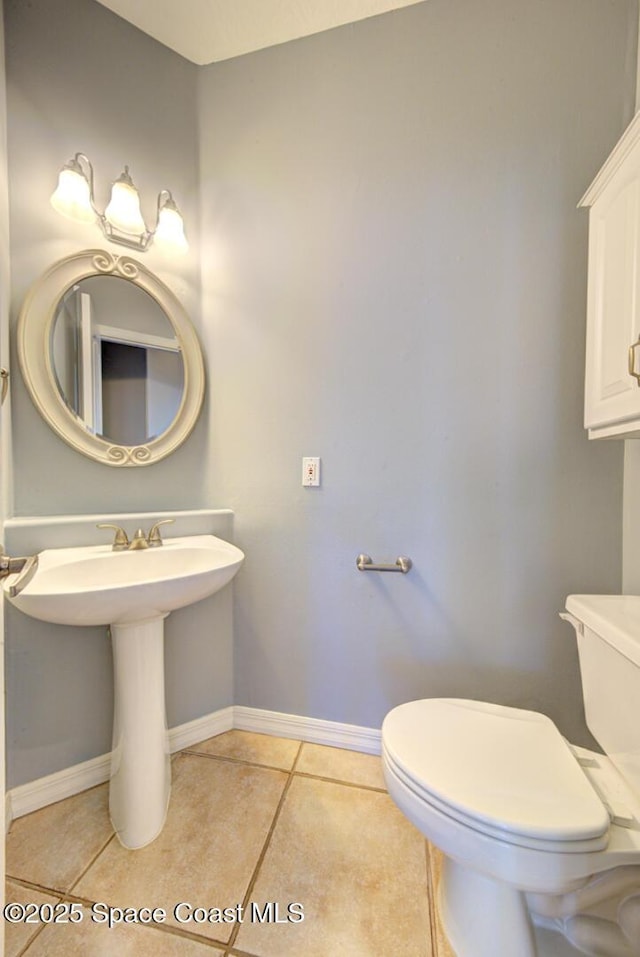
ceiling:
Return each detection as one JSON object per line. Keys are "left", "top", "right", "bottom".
{"left": 94, "top": 0, "right": 426, "bottom": 65}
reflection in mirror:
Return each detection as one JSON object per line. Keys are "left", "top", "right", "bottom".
{"left": 51, "top": 276, "right": 185, "bottom": 446}
{"left": 18, "top": 249, "right": 204, "bottom": 466}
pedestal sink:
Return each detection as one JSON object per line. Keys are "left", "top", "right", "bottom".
{"left": 4, "top": 534, "right": 244, "bottom": 849}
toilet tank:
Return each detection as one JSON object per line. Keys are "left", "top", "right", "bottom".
{"left": 564, "top": 595, "right": 640, "bottom": 799}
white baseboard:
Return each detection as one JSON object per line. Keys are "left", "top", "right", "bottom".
{"left": 8, "top": 752, "right": 112, "bottom": 823}
{"left": 233, "top": 705, "right": 381, "bottom": 755}
{"left": 169, "top": 706, "right": 234, "bottom": 753}
{"left": 5, "top": 793, "right": 13, "bottom": 835}
{"left": 7, "top": 706, "right": 380, "bottom": 823}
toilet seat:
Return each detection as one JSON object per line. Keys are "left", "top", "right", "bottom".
{"left": 382, "top": 699, "right": 610, "bottom": 853}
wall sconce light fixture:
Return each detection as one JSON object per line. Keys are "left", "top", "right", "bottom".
{"left": 50, "top": 153, "right": 188, "bottom": 253}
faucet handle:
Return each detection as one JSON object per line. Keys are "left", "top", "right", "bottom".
{"left": 97, "top": 523, "right": 130, "bottom": 551}
{"left": 147, "top": 519, "right": 174, "bottom": 547}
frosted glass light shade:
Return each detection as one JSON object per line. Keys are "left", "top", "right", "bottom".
{"left": 104, "top": 172, "right": 146, "bottom": 236}
{"left": 154, "top": 203, "right": 188, "bottom": 252}
{"left": 50, "top": 155, "right": 188, "bottom": 253}
{"left": 50, "top": 168, "right": 94, "bottom": 223}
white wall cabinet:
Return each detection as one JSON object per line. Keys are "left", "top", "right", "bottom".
{"left": 581, "top": 112, "right": 640, "bottom": 439}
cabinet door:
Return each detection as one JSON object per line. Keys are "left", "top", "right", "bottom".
{"left": 584, "top": 173, "right": 640, "bottom": 433}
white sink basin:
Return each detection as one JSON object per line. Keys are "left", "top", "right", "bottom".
{"left": 4, "top": 532, "right": 244, "bottom": 850}
{"left": 7, "top": 534, "right": 244, "bottom": 626}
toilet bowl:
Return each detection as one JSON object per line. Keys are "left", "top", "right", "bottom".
{"left": 382, "top": 595, "right": 640, "bottom": 957}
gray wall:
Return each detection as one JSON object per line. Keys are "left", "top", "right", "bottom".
{"left": 624, "top": 443, "right": 640, "bottom": 591}
{"left": 200, "top": 0, "right": 633, "bottom": 744}
{"left": 2, "top": 0, "right": 635, "bottom": 788}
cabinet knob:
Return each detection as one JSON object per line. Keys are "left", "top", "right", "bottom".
{"left": 629, "top": 337, "right": 640, "bottom": 387}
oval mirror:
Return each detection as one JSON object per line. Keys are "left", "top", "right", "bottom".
{"left": 18, "top": 250, "right": 205, "bottom": 466}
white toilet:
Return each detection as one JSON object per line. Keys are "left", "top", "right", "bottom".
{"left": 381, "top": 595, "right": 640, "bottom": 957}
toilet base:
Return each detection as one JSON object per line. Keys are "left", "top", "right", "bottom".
{"left": 439, "top": 855, "right": 537, "bottom": 957}
{"left": 437, "top": 855, "right": 640, "bottom": 957}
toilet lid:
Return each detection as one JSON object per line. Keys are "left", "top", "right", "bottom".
{"left": 382, "top": 699, "right": 610, "bottom": 844}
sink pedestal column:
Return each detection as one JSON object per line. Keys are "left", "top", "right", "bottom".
{"left": 109, "top": 616, "right": 171, "bottom": 849}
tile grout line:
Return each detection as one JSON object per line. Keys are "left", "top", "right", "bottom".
{"left": 9, "top": 886, "right": 247, "bottom": 957}
{"left": 425, "top": 841, "right": 439, "bottom": 957}
{"left": 182, "top": 749, "right": 293, "bottom": 775}
{"left": 6, "top": 827, "right": 116, "bottom": 904}
{"left": 59, "top": 889, "right": 232, "bottom": 950}
{"left": 289, "top": 741, "right": 305, "bottom": 774}
{"left": 226, "top": 945, "right": 266, "bottom": 957}
{"left": 7, "top": 880, "right": 66, "bottom": 957}
{"left": 5, "top": 875, "right": 65, "bottom": 897}
{"left": 224, "top": 740, "right": 304, "bottom": 955}
{"left": 67, "top": 831, "right": 118, "bottom": 898}
{"left": 292, "top": 769, "right": 386, "bottom": 792}
{"left": 184, "top": 746, "right": 387, "bottom": 792}
{"left": 10, "top": 834, "right": 126, "bottom": 956}
{"left": 13, "top": 917, "right": 48, "bottom": 957}
{"left": 10, "top": 824, "right": 232, "bottom": 952}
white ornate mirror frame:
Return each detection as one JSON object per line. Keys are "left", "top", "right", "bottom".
{"left": 17, "top": 249, "right": 205, "bottom": 466}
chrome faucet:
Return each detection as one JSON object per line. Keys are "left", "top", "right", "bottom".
{"left": 97, "top": 519, "right": 175, "bottom": 551}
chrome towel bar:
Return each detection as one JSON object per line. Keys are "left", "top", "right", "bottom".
{"left": 356, "top": 554, "right": 412, "bottom": 574}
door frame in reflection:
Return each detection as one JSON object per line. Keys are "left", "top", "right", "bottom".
{"left": 79, "top": 291, "right": 182, "bottom": 442}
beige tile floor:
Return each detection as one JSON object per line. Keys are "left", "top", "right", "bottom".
{"left": 5, "top": 731, "right": 444, "bottom": 957}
